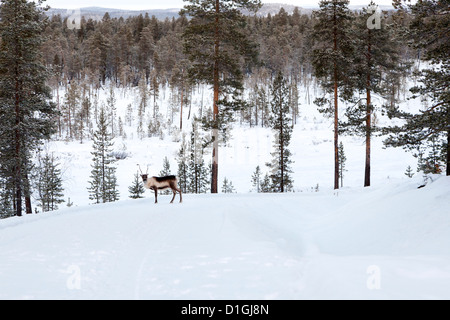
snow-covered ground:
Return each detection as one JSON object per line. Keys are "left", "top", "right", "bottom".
{"left": 1, "top": 175, "right": 449, "bottom": 299}
{"left": 2, "top": 77, "right": 448, "bottom": 300}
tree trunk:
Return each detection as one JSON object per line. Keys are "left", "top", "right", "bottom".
{"left": 447, "top": 128, "right": 450, "bottom": 176}
{"left": 365, "top": 86, "right": 371, "bottom": 187}
{"left": 24, "top": 172, "right": 32, "bottom": 214}
{"left": 211, "top": 0, "right": 220, "bottom": 194}
{"left": 364, "top": 30, "right": 372, "bottom": 187}
{"left": 15, "top": 64, "right": 22, "bottom": 216}
{"left": 333, "top": 14, "right": 339, "bottom": 190}
{"left": 280, "top": 108, "right": 284, "bottom": 193}
{"left": 180, "top": 85, "right": 183, "bottom": 130}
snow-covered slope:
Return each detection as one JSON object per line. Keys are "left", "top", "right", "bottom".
{"left": 1, "top": 176, "right": 449, "bottom": 299}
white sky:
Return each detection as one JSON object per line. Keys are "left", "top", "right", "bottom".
{"left": 44, "top": 0, "right": 396, "bottom": 10}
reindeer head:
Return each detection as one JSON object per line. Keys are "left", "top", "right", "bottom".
{"left": 138, "top": 164, "right": 149, "bottom": 183}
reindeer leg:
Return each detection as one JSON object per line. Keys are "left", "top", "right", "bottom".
{"left": 177, "top": 188, "right": 182, "bottom": 203}
{"left": 170, "top": 190, "right": 176, "bottom": 204}
{"left": 153, "top": 188, "right": 158, "bottom": 204}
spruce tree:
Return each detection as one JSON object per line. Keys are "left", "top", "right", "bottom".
{"left": 35, "top": 152, "right": 65, "bottom": 212}
{"left": 251, "top": 165, "right": 262, "bottom": 193}
{"left": 187, "top": 121, "right": 209, "bottom": 194}
{"left": 266, "top": 72, "right": 294, "bottom": 193}
{"left": 177, "top": 134, "right": 189, "bottom": 194}
{"left": 0, "top": 0, "right": 57, "bottom": 216}
{"left": 181, "top": 0, "right": 261, "bottom": 193}
{"left": 338, "top": 141, "right": 347, "bottom": 187}
{"left": 104, "top": 167, "right": 120, "bottom": 202}
{"left": 160, "top": 156, "right": 171, "bottom": 176}
{"left": 129, "top": 172, "right": 146, "bottom": 199}
{"left": 159, "top": 156, "right": 172, "bottom": 195}
{"left": 87, "top": 107, "right": 119, "bottom": 203}
{"left": 260, "top": 173, "right": 271, "bottom": 193}
{"left": 310, "top": 0, "right": 354, "bottom": 189}
{"left": 222, "top": 177, "right": 236, "bottom": 193}
{"left": 404, "top": 165, "right": 414, "bottom": 178}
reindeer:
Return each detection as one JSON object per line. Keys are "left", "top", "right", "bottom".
{"left": 138, "top": 165, "right": 182, "bottom": 204}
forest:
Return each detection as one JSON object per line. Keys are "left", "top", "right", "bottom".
{"left": 0, "top": 0, "right": 448, "bottom": 217}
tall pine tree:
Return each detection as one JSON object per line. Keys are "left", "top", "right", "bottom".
{"left": 311, "top": 0, "right": 354, "bottom": 189}
{"left": 342, "top": 2, "right": 403, "bottom": 187}
{"left": 0, "top": 0, "right": 57, "bottom": 216}
{"left": 181, "top": 0, "right": 261, "bottom": 193}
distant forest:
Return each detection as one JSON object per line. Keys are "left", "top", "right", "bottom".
{"left": 43, "top": 6, "right": 412, "bottom": 89}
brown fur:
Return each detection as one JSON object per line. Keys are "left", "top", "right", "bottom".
{"left": 141, "top": 174, "right": 182, "bottom": 204}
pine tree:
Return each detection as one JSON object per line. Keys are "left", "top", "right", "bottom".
{"left": 35, "top": 152, "right": 65, "bottom": 212}
{"left": 310, "top": 0, "right": 354, "bottom": 189}
{"left": 129, "top": 172, "right": 146, "bottom": 199}
{"left": 87, "top": 107, "right": 119, "bottom": 203}
{"left": 170, "top": 60, "right": 191, "bottom": 130}
{"left": 385, "top": 0, "right": 450, "bottom": 176}
{"left": 266, "top": 72, "right": 294, "bottom": 193}
{"left": 62, "top": 81, "right": 80, "bottom": 140}
{"left": 341, "top": 1, "right": 404, "bottom": 187}
{"left": 0, "top": 176, "right": 14, "bottom": 219}
{"left": 106, "top": 83, "right": 117, "bottom": 137}
{"left": 0, "top": 0, "right": 57, "bottom": 216}
{"left": 181, "top": 0, "right": 261, "bottom": 193}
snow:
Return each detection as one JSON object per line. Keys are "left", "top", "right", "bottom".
{"left": 1, "top": 176, "right": 449, "bottom": 299}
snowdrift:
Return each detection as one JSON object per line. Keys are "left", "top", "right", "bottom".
{"left": 0, "top": 176, "right": 449, "bottom": 299}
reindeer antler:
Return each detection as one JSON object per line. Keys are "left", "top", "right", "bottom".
{"left": 137, "top": 164, "right": 143, "bottom": 174}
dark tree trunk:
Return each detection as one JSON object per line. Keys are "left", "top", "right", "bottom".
{"left": 280, "top": 108, "right": 284, "bottom": 193}
{"left": 364, "top": 29, "right": 372, "bottom": 187}
{"left": 447, "top": 128, "right": 450, "bottom": 176}
{"left": 333, "top": 14, "right": 339, "bottom": 190}
{"left": 24, "top": 172, "right": 32, "bottom": 214}
{"left": 15, "top": 62, "right": 22, "bottom": 216}
{"left": 211, "top": 0, "right": 220, "bottom": 194}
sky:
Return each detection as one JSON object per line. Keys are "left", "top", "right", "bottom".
{"left": 44, "top": 0, "right": 396, "bottom": 10}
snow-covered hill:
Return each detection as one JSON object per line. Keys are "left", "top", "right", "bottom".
{"left": 1, "top": 175, "right": 449, "bottom": 299}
